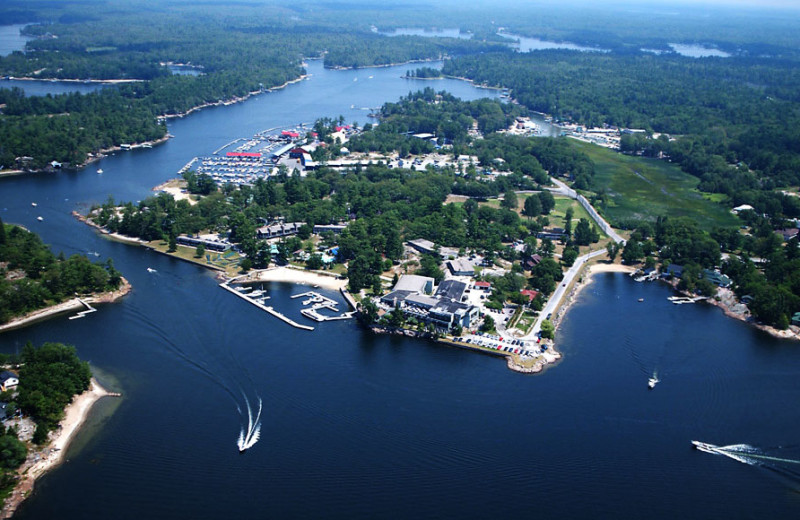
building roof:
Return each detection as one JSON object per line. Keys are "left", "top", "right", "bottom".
{"left": 393, "top": 274, "right": 434, "bottom": 293}
{"left": 380, "top": 290, "right": 415, "bottom": 304}
{"left": 474, "top": 281, "right": 492, "bottom": 288}
{"left": 0, "top": 371, "right": 18, "bottom": 382}
{"left": 520, "top": 289, "right": 539, "bottom": 302}
{"left": 447, "top": 258, "right": 474, "bottom": 275}
{"left": 405, "top": 294, "right": 439, "bottom": 309}
{"left": 436, "top": 279, "right": 468, "bottom": 302}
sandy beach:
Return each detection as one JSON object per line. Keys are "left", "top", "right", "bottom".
{"left": 237, "top": 266, "right": 347, "bottom": 290}
{"left": 1, "top": 378, "right": 117, "bottom": 519}
{"left": 153, "top": 178, "right": 197, "bottom": 205}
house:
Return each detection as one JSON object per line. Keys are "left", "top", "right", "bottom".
{"left": 313, "top": 223, "right": 348, "bottom": 234}
{"left": 0, "top": 371, "right": 19, "bottom": 392}
{"left": 176, "top": 234, "right": 231, "bottom": 252}
{"left": 731, "top": 204, "right": 754, "bottom": 214}
{"left": 520, "top": 289, "right": 539, "bottom": 303}
{"left": 537, "top": 228, "right": 567, "bottom": 241}
{"left": 474, "top": 281, "right": 492, "bottom": 292}
{"left": 407, "top": 239, "right": 458, "bottom": 258}
{"left": 446, "top": 258, "right": 474, "bottom": 277}
{"left": 701, "top": 269, "right": 732, "bottom": 288}
{"left": 522, "top": 254, "right": 543, "bottom": 271}
{"left": 792, "top": 312, "right": 800, "bottom": 327}
{"left": 256, "top": 221, "right": 305, "bottom": 240}
{"left": 776, "top": 228, "right": 799, "bottom": 241}
{"left": 663, "top": 264, "right": 684, "bottom": 279}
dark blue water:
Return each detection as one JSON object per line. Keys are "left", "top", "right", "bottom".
{"left": 1, "top": 60, "right": 799, "bottom": 519}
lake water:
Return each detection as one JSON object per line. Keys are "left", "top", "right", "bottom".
{"left": 0, "top": 78, "right": 108, "bottom": 96}
{"left": 0, "top": 24, "right": 31, "bottom": 56}
{"left": 669, "top": 43, "right": 731, "bottom": 58}
{"left": 1, "top": 60, "right": 799, "bottom": 519}
{"left": 497, "top": 31, "right": 609, "bottom": 53}
{"left": 376, "top": 27, "right": 472, "bottom": 39}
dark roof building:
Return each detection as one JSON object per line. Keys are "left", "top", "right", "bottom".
{"left": 436, "top": 279, "right": 468, "bottom": 302}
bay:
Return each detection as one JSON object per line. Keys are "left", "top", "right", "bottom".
{"left": 0, "top": 58, "right": 798, "bottom": 519}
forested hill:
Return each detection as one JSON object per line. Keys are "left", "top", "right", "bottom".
{"left": 0, "top": 218, "right": 123, "bottom": 325}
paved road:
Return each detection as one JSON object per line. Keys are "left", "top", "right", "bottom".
{"left": 546, "top": 177, "right": 626, "bottom": 245}
{"left": 525, "top": 248, "right": 608, "bottom": 338}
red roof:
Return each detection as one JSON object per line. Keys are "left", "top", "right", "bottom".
{"left": 281, "top": 131, "right": 300, "bottom": 138}
{"left": 335, "top": 125, "right": 351, "bottom": 132}
{"left": 475, "top": 281, "right": 492, "bottom": 288}
{"left": 226, "top": 152, "right": 261, "bottom": 157}
{"left": 520, "top": 289, "right": 539, "bottom": 301}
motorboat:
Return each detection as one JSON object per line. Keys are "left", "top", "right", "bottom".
{"left": 648, "top": 376, "right": 659, "bottom": 389}
{"left": 692, "top": 440, "right": 720, "bottom": 454}
{"left": 36, "top": 216, "right": 43, "bottom": 221}
{"left": 146, "top": 267, "right": 157, "bottom": 273}
{"left": 97, "top": 168, "right": 103, "bottom": 174}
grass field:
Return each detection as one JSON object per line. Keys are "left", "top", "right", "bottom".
{"left": 569, "top": 140, "right": 739, "bottom": 230}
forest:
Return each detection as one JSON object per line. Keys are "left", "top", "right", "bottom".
{"left": 0, "top": 218, "right": 123, "bottom": 324}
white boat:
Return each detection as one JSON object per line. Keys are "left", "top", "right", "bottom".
{"left": 692, "top": 440, "right": 720, "bottom": 454}
{"left": 97, "top": 168, "right": 103, "bottom": 174}
{"left": 648, "top": 376, "right": 659, "bottom": 389}
{"left": 31, "top": 202, "right": 37, "bottom": 207}
{"left": 147, "top": 267, "right": 157, "bottom": 273}
{"left": 36, "top": 216, "right": 43, "bottom": 221}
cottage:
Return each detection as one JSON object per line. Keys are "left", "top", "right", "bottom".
{"left": 520, "top": 289, "right": 539, "bottom": 303}
{"left": 537, "top": 228, "right": 567, "bottom": 241}
{"left": 0, "top": 371, "right": 19, "bottom": 392}
{"left": 256, "top": 221, "right": 305, "bottom": 240}
{"left": 474, "top": 281, "right": 492, "bottom": 292}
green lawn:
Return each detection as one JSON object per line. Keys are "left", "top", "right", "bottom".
{"left": 570, "top": 140, "right": 739, "bottom": 230}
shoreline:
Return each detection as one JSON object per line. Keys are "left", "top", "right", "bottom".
{"left": 1, "top": 378, "right": 119, "bottom": 519}
{"left": 0, "top": 277, "right": 131, "bottom": 333}
{"left": 325, "top": 56, "right": 444, "bottom": 71}
{"left": 3, "top": 76, "right": 145, "bottom": 85}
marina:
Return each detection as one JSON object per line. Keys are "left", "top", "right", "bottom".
{"left": 220, "top": 281, "right": 314, "bottom": 331}
{"left": 292, "top": 291, "right": 355, "bottom": 322}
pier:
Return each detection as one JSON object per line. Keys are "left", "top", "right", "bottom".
{"left": 68, "top": 299, "right": 97, "bottom": 320}
{"left": 220, "top": 282, "right": 314, "bottom": 331}
{"left": 292, "top": 291, "right": 354, "bottom": 322}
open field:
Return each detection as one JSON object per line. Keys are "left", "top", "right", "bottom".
{"left": 570, "top": 141, "right": 739, "bottom": 230}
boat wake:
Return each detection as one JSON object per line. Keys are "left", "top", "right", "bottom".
{"left": 237, "top": 395, "right": 262, "bottom": 452}
{"left": 693, "top": 441, "right": 800, "bottom": 485}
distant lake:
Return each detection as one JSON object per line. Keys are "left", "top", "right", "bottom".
{"left": 0, "top": 24, "right": 32, "bottom": 56}
{"left": 497, "top": 31, "right": 609, "bottom": 53}
{"left": 168, "top": 65, "right": 204, "bottom": 76}
{"left": 377, "top": 27, "right": 472, "bottom": 39}
{"left": 669, "top": 43, "right": 731, "bottom": 58}
{"left": 0, "top": 78, "right": 109, "bottom": 96}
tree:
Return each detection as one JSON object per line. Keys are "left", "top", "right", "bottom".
{"left": 621, "top": 241, "right": 644, "bottom": 264}
{"left": 240, "top": 258, "right": 252, "bottom": 272}
{"left": 606, "top": 242, "right": 620, "bottom": 262}
{"left": 480, "top": 314, "right": 495, "bottom": 332}
{"left": 564, "top": 207, "right": 574, "bottom": 238}
{"left": 501, "top": 190, "right": 518, "bottom": 210}
{"left": 573, "top": 218, "right": 594, "bottom": 246}
{"left": 540, "top": 319, "right": 555, "bottom": 339}
{"left": 523, "top": 195, "right": 542, "bottom": 218}
{"left": 562, "top": 246, "right": 579, "bottom": 267}
{"left": 0, "top": 216, "right": 5, "bottom": 245}
{"left": 167, "top": 234, "right": 177, "bottom": 253}
{"left": 306, "top": 254, "right": 323, "bottom": 270}
{"left": 539, "top": 191, "right": 556, "bottom": 214}
{"left": 194, "top": 243, "right": 205, "bottom": 258}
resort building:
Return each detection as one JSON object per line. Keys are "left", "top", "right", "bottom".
{"left": 256, "top": 221, "right": 305, "bottom": 240}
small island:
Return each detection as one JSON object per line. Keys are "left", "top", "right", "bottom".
{"left": 0, "top": 342, "right": 117, "bottom": 518}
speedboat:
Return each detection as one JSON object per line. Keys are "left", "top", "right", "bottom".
{"left": 692, "top": 440, "right": 720, "bottom": 454}
{"left": 648, "top": 376, "right": 659, "bottom": 389}
{"left": 31, "top": 202, "right": 37, "bottom": 207}
{"left": 36, "top": 216, "right": 43, "bottom": 221}
{"left": 146, "top": 267, "right": 157, "bottom": 273}
{"left": 97, "top": 168, "right": 103, "bottom": 174}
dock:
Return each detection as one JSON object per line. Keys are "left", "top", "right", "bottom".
{"left": 292, "top": 291, "right": 354, "bottom": 322}
{"left": 220, "top": 282, "right": 314, "bottom": 331}
{"left": 68, "top": 299, "right": 97, "bottom": 320}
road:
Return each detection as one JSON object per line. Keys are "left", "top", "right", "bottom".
{"left": 546, "top": 177, "right": 626, "bottom": 245}
{"left": 525, "top": 248, "right": 608, "bottom": 338}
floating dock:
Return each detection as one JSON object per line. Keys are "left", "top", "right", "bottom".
{"left": 69, "top": 299, "right": 97, "bottom": 320}
{"left": 292, "top": 291, "right": 354, "bottom": 322}
{"left": 220, "top": 282, "right": 314, "bottom": 331}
